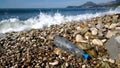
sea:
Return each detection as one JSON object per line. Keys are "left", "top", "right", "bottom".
{"left": 0, "top": 7, "right": 120, "bottom": 33}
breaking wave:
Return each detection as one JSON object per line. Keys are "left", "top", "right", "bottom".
{"left": 0, "top": 7, "right": 120, "bottom": 33}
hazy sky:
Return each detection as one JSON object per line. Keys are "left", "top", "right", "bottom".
{"left": 0, "top": 0, "right": 114, "bottom": 8}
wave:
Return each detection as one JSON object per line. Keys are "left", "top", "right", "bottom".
{"left": 0, "top": 7, "right": 120, "bottom": 33}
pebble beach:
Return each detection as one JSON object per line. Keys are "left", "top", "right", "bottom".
{"left": 0, "top": 13, "right": 120, "bottom": 68}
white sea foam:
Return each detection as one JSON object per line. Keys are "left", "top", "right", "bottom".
{"left": 0, "top": 7, "right": 120, "bottom": 33}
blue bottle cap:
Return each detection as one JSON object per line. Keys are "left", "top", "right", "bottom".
{"left": 83, "top": 53, "right": 89, "bottom": 59}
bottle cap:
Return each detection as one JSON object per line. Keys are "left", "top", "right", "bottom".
{"left": 83, "top": 53, "right": 89, "bottom": 59}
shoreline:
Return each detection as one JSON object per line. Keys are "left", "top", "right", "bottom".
{"left": 0, "top": 13, "right": 120, "bottom": 67}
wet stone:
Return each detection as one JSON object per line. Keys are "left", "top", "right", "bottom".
{"left": 105, "top": 36, "right": 120, "bottom": 59}
{"left": 0, "top": 33, "right": 6, "bottom": 39}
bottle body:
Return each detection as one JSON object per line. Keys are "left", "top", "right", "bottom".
{"left": 53, "top": 36, "right": 87, "bottom": 58}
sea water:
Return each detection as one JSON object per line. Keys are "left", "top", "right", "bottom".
{"left": 0, "top": 7, "right": 120, "bottom": 33}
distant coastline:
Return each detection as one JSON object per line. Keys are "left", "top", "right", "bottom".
{"left": 67, "top": 0, "right": 120, "bottom": 8}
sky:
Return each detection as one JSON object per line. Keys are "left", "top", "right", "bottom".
{"left": 0, "top": 0, "right": 114, "bottom": 8}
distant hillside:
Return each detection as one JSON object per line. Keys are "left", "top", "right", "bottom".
{"left": 107, "top": 2, "right": 120, "bottom": 7}
{"left": 116, "top": 0, "right": 120, "bottom": 2}
{"left": 67, "top": 1, "right": 97, "bottom": 8}
{"left": 80, "top": 1, "right": 98, "bottom": 8}
{"left": 67, "top": 0, "right": 120, "bottom": 8}
{"left": 99, "top": 1, "right": 120, "bottom": 7}
{"left": 99, "top": 1, "right": 116, "bottom": 5}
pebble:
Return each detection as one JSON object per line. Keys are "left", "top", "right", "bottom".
{"left": 96, "top": 22, "right": 104, "bottom": 30}
{"left": 65, "top": 63, "right": 69, "bottom": 67}
{"left": 76, "top": 34, "right": 87, "bottom": 43}
{"left": 53, "top": 48, "right": 65, "bottom": 55}
{"left": 103, "top": 58, "right": 108, "bottom": 61}
{"left": 101, "top": 39, "right": 107, "bottom": 43}
{"left": 90, "top": 28, "right": 98, "bottom": 35}
{"left": 86, "top": 49, "right": 97, "bottom": 58}
{"left": 109, "top": 23, "right": 117, "bottom": 29}
{"left": 76, "top": 34, "right": 83, "bottom": 42}
{"left": 82, "top": 65, "right": 86, "bottom": 68}
{"left": 92, "top": 39, "right": 103, "bottom": 46}
{"left": 76, "top": 42, "right": 90, "bottom": 50}
{"left": 76, "top": 24, "right": 88, "bottom": 35}
{"left": 106, "top": 30, "right": 116, "bottom": 38}
{"left": 108, "top": 59, "right": 115, "bottom": 63}
{"left": 49, "top": 60, "right": 59, "bottom": 66}
{"left": 84, "top": 32, "right": 92, "bottom": 39}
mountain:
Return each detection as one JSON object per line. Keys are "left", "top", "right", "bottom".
{"left": 98, "top": 1, "right": 116, "bottom": 6}
{"left": 67, "top": 1, "right": 98, "bottom": 8}
{"left": 67, "top": 0, "right": 120, "bottom": 8}
{"left": 80, "top": 1, "right": 98, "bottom": 8}
{"left": 99, "top": 0, "right": 120, "bottom": 7}
{"left": 116, "top": 0, "right": 120, "bottom": 2}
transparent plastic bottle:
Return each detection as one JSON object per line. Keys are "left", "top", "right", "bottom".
{"left": 53, "top": 36, "right": 89, "bottom": 59}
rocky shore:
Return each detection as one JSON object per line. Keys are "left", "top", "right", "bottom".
{"left": 0, "top": 13, "right": 120, "bottom": 68}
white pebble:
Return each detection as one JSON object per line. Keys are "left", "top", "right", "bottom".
{"left": 49, "top": 60, "right": 59, "bottom": 66}
{"left": 90, "top": 28, "right": 98, "bottom": 35}
{"left": 82, "top": 65, "right": 86, "bottom": 68}
{"left": 76, "top": 34, "right": 87, "bottom": 42}
{"left": 103, "top": 58, "right": 108, "bottom": 61}
{"left": 106, "top": 30, "right": 116, "bottom": 38}
{"left": 92, "top": 39, "right": 103, "bottom": 46}
{"left": 109, "top": 59, "right": 115, "bottom": 63}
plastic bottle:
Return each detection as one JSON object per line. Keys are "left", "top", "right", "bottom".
{"left": 53, "top": 36, "right": 89, "bottom": 59}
